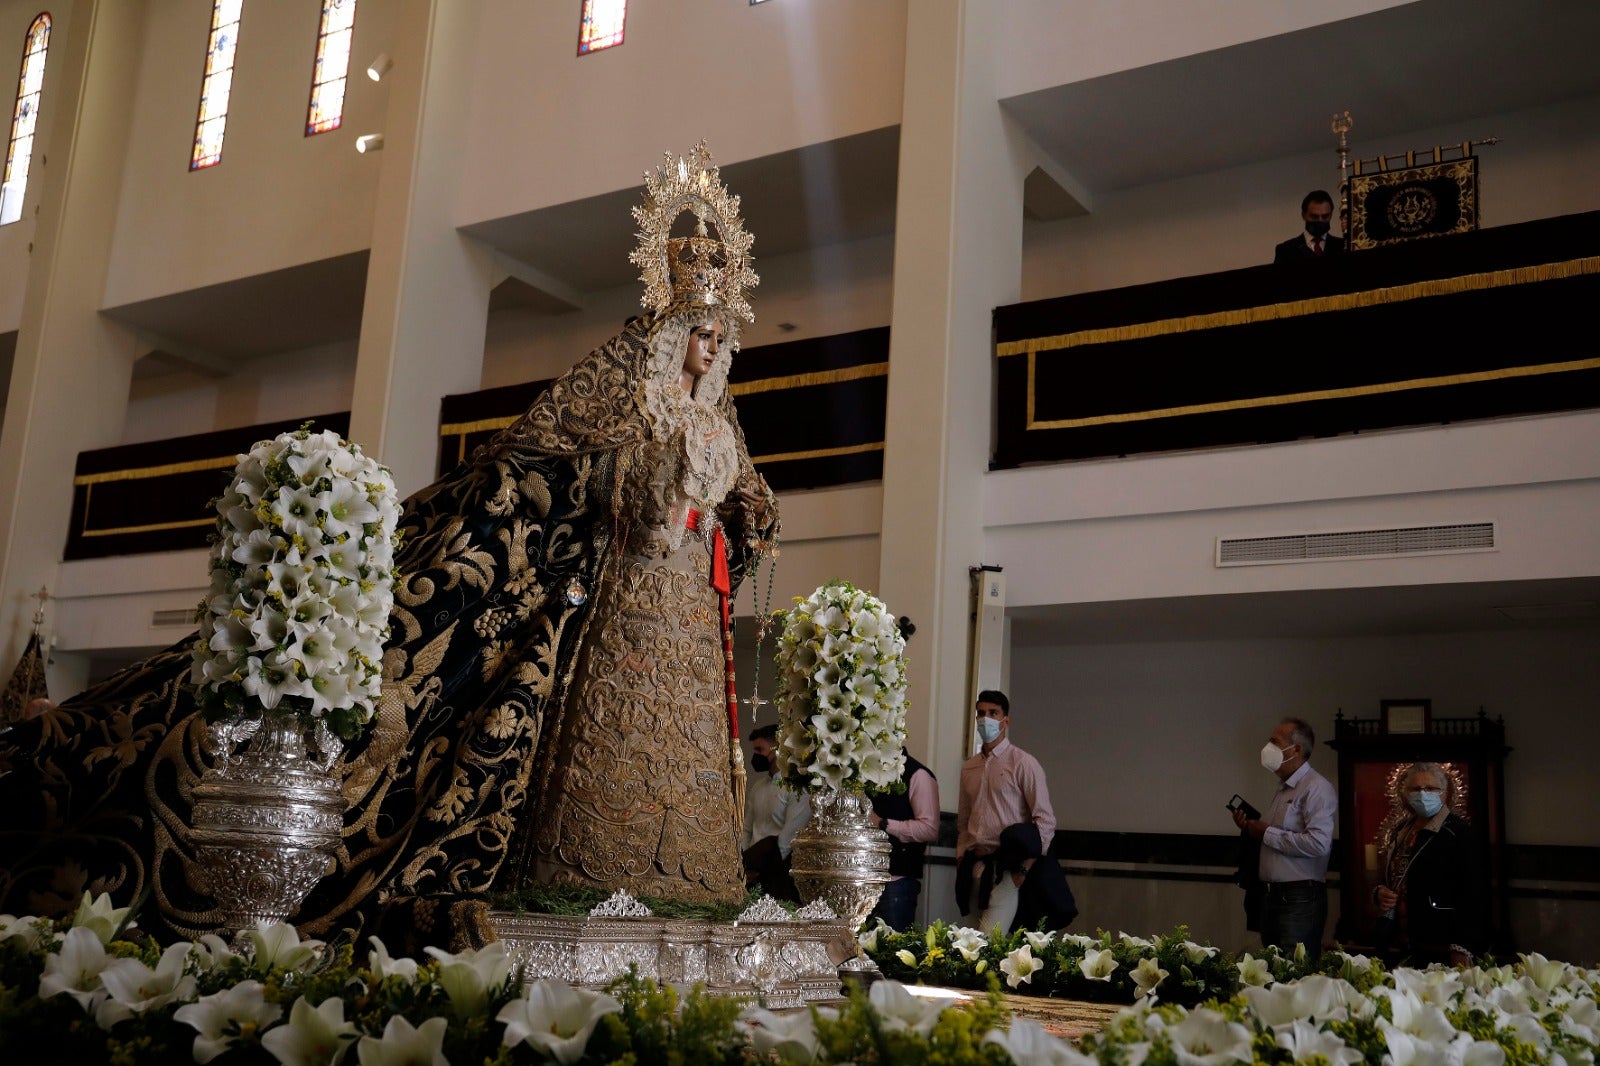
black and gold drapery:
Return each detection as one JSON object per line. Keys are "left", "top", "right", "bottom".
{"left": 0, "top": 631, "right": 49, "bottom": 728}
{"left": 65, "top": 414, "right": 350, "bottom": 560}
{"left": 439, "top": 327, "right": 889, "bottom": 491}
{"left": 993, "top": 210, "right": 1600, "bottom": 468}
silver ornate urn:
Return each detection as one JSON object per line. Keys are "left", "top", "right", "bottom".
{"left": 788, "top": 788, "right": 891, "bottom": 931}
{"left": 189, "top": 711, "right": 347, "bottom": 938}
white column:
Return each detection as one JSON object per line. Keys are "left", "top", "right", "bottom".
{"left": 0, "top": 0, "right": 148, "bottom": 688}
{"left": 347, "top": 0, "right": 492, "bottom": 494}
{"left": 879, "top": 1, "right": 1030, "bottom": 791}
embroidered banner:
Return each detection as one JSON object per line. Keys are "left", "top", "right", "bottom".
{"left": 65, "top": 413, "right": 350, "bottom": 560}
{"left": 1349, "top": 157, "right": 1478, "bottom": 250}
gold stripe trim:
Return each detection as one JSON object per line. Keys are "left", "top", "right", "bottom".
{"left": 439, "top": 415, "right": 519, "bottom": 437}
{"left": 437, "top": 363, "right": 890, "bottom": 437}
{"left": 74, "top": 454, "right": 238, "bottom": 486}
{"left": 1028, "top": 358, "right": 1600, "bottom": 431}
{"left": 997, "top": 256, "right": 1600, "bottom": 358}
{"left": 730, "top": 362, "right": 888, "bottom": 396}
{"left": 81, "top": 517, "right": 215, "bottom": 538}
{"left": 751, "top": 441, "right": 885, "bottom": 465}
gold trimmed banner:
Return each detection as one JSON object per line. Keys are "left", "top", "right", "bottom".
{"left": 74, "top": 455, "right": 239, "bottom": 487}
{"left": 729, "top": 361, "right": 888, "bottom": 397}
{"left": 996, "top": 256, "right": 1600, "bottom": 359}
{"left": 749, "top": 441, "right": 885, "bottom": 465}
{"left": 1028, "top": 358, "right": 1600, "bottom": 431}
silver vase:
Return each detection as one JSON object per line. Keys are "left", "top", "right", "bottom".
{"left": 788, "top": 788, "right": 892, "bottom": 930}
{"left": 189, "top": 711, "right": 347, "bottom": 939}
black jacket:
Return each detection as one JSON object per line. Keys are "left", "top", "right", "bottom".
{"left": 1395, "top": 813, "right": 1488, "bottom": 961}
{"left": 1274, "top": 233, "right": 1345, "bottom": 262}
{"left": 955, "top": 821, "right": 1077, "bottom": 934}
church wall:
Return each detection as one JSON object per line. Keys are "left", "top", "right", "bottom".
{"left": 983, "top": 412, "right": 1600, "bottom": 608}
{"left": 0, "top": 0, "right": 78, "bottom": 334}
{"left": 99, "top": 0, "right": 396, "bottom": 309}
{"left": 1004, "top": 627, "right": 1600, "bottom": 959}
{"left": 995, "top": 0, "right": 1412, "bottom": 101}
{"left": 455, "top": 0, "right": 908, "bottom": 227}
{"left": 121, "top": 338, "right": 357, "bottom": 445}
{"left": 1020, "top": 93, "right": 1600, "bottom": 300}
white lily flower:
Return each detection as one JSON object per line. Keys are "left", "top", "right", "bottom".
{"left": 322, "top": 480, "right": 380, "bottom": 539}
{"left": 1131, "top": 956, "right": 1169, "bottom": 1000}
{"left": 69, "top": 891, "right": 131, "bottom": 945}
{"left": 1024, "top": 930, "right": 1055, "bottom": 952}
{"left": 1383, "top": 1027, "right": 1451, "bottom": 1066}
{"left": 857, "top": 919, "right": 891, "bottom": 955}
{"left": 1059, "top": 933, "right": 1098, "bottom": 949}
{"left": 245, "top": 921, "right": 325, "bottom": 973}
{"left": 38, "top": 926, "right": 114, "bottom": 1011}
{"left": 0, "top": 913, "right": 46, "bottom": 950}
{"left": 1001, "top": 944, "right": 1045, "bottom": 989}
{"left": 867, "top": 980, "right": 944, "bottom": 1037}
{"left": 1455, "top": 1033, "right": 1509, "bottom": 1066}
{"left": 1080, "top": 947, "right": 1119, "bottom": 981}
{"left": 949, "top": 926, "right": 987, "bottom": 961}
{"left": 1167, "top": 1007, "right": 1255, "bottom": 1066}
{"left": 366, "top": 936, "right": 419, "bottom": 983}
{"left": 1377, "top": 987, "right": 1458, "bottom": 1044}
{"left": 984, "top": 1017, "right": 1097, "bottom": 1065}
{"left": 96, "top": 941, "right": 198, "bottom": 1028}
{"left": 425, "top": 940, "right": 512, "bottom": 1019}
{"left": 355, "top": 1014, "right": 448, "bottom": 1066}
{"left": 1520, "top": 953, "right": 1571, "bottom": 995}
{"left": 174, "top": 980, "right": 282, "bottom": 1063}
{"left": 740, "top": 1005, "right": 821, "bottom": 1063}
{"left": 1181, "top": 940, "right": 1219, "bottom": 964}
{"left": 1394, "top": 966, "right": 1464, "bottom": 1006}
{"left": 1118, "top": 932, "right": 1154, "bottom": 950}
{"left": 1501, "top": 1012, "right": 1553, "bottom": 1049}
{"left": 1275, "top": 1018, "right": 1364, "bottom": 1066}
{"left": 1236, "top": 952, "right": 1274, "bottom": 987}
{"left": 499, "top": 973, "right": 624, "bottom": 1056}
{"left": 895, "top": 949, "right": 917, "bottom": 967}
{"left": 260, "top": 996, "right": 359, "bottom": 1066}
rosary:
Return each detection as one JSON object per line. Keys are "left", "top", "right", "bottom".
{"left": 740, "top": 542, "right": 779, "bottom": 729}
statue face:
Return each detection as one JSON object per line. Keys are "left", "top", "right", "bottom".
{"left": 682, "top": 320, "right": 724, "bottom": 380}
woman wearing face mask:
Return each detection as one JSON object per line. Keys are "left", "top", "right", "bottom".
{"left": 1371, "top": 762, "right": 1486, "bottom": 966}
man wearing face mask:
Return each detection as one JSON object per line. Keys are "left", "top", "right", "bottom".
{"left": 955, "top": 691, "right": 1069, "bottom": 935}
{"left": 742, "top": 724, "right": 809, "bottom": 901}
{"left": 1274, "top": 190, "right": 1345, "bottom": 263}
{"left": 1232, "top": 717, "right": 1337, "bottom": 959}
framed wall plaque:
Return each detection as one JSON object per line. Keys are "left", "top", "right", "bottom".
{"left": 1381, "top": 699, "right": 1432, "bottom": 734}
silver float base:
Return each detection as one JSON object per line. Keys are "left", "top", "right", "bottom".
{"left": 488, "top": 908, "right": 866, "bottom": 1009}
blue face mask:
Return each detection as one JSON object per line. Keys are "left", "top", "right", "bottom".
{"left": 976, "top": 717, "right": 1002, "bottom": 744}
{"left": 1408, "top": 790, "right": 1443, "bottom": 818}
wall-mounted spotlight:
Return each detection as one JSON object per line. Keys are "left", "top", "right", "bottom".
{"left": 356, "top": 133, "right": 384, "bottom": 153}
{"left": 366, "top": 53, "right": 393, "bottom": 81}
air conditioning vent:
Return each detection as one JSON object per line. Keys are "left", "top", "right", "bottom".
{"left": 1217, "top": 522, "right": 1495, "bottom": 567}
{"left": 151, "top": 608, "right": 196, "bottom": 627}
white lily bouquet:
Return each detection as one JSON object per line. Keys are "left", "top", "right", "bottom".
{"left": 189, "top": 426, "right": 401, "bottom": 741}
{"left": 774, "top": 579, "right": 908, "bottom": 793}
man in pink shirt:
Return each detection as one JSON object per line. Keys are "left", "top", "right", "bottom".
{"left": 868, "top": 746, "right": 941, "bottom": 930}
{"left": 955, "top": 690, "right": 1060, "bottom": 934}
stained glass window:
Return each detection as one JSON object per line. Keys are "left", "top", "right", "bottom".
{"left": 191, "top": 0, "right": 243, "bottom": 170}
{"left": 1, "top": 13, "right": 50, "bottom": 226}
{"left": 306, "top": 0, "right": 356, "bottom": 135}
{"left": 577, "top": 0, "right": 625, "bottom": 55}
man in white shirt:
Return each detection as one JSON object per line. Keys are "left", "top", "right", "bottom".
{"left": 742, "top": 724, "right": 809, "bottom": 900}
{"left": 1232, "top": 717, "right": 1337, "bottom": 960}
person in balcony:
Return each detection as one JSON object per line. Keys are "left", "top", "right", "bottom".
{"left": 1274, "top": 190, "right": 1346, "bottom": 262}
{"left": 0, "top": 144, "right": 778, "bottom": 952}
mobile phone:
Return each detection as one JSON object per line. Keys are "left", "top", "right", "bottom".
{"left": 1225, "top": 794, "right": 1246, "bottom": 812}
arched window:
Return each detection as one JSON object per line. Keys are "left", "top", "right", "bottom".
{"left": 191, "top": 0, "right": 243, "bottom": 170}
{"left": 577, "top": 0, "right": 626, "bottom": 55}
{"left": 1, "top": 12, "right": 50, "bottom": 226}
{"left": 306, "top": 0, "right": 357, "bottom": 135}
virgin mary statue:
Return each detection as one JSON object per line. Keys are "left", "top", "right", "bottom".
{"left": 0, "top": 144, "right": 779, "bottom": 952}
